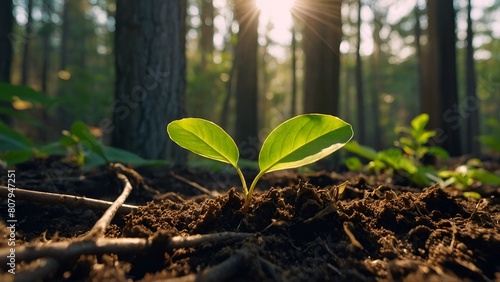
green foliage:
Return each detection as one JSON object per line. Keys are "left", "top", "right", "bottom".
{"left": 0, "top": 83, "right": 61, "bottom": 126}
{"left": 167, "top": 114, "right": 353, "bottom": 209}
{"left": 343, "top": 114, "right": 449, "bottom": 187}
{"left": 438, "top": 159, "right": 500, "bottom": 190}
{"left": 345, "top": 157, "right": 363, "bottom": 171}
{"left": 344, "top": 114, "right": 499, "bottom": 194}
{"left": 0, "top": 120, "right": 167, "bottom": 170}
{"left": 395, "top": 113, "right": 449, "bottom": 160}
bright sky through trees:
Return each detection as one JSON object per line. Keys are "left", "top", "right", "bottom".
{"left": 12, "top": 0, "right": 500, "bottom": 61}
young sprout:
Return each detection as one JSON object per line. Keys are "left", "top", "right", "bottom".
{"left": 167, "top": 113, "right": 353, "bottom": 210}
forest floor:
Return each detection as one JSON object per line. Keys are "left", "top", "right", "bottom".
{"left": 0, "top": 156, "right": 499, "bottom": 282}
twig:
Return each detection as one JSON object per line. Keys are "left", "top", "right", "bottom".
{"left": 0, "top": 186, "right": 137, "bottom": 215}
{"left": 0, "top": 232, "right": 253, "bottom": 266}
{"left": 83, "top": 173, "right": 134, "bottom": 239}
{"left": 170, "top": 172, "right": 222, "bottom": 197}
{"left": 112, "top": 163, "right": 160, "bottom": 195}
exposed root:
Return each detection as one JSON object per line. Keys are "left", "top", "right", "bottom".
{"left": 0, "top": 185, "right": 137, "bottom": 215}
{"left": 83, "top": 173, "right": 134, "bottom": 239}
{"left": 0, "top": 232, "right": 253, "bottom": 267}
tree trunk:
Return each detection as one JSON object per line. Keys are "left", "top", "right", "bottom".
{"left": 111, "top": 0, "right": 187, "bottom": 162}
{"left": 297, "top": 0, "right": 342, "bottom": 115}
{"left": 60, "top": 0, "right": 69, "bottom": 70}
{"left": 464, "top": 0, "right": 480, "bottom": 154}
{"left": 21, "top": 0, "right": 33, "bottom": 85}
{"left": 424, "top": 0, "right": 462, "bottom": 156}
{"left": 234, "top": 0, "right": 259, "bottom": 160}
{"left": 0, "top": 0, "right": 13, "bottom": 84}
{"left": 41, "top": 0, "right": 53, "bottom": 94}
{"left": 290, "top": 13, "right": 297, "bottom": 117}
{"left": 414, "top": 2, "right": 423, "bottom": 111}
{"left": 0, "top": 0, "right": 13, "bottom": 124}
{"left": 370, "top": 6, "right": 383, "bottom": 150}
{"left": 355, "top": 0, "right": 365, "bottom": 145}
{"left": 200, "top": 0, "right": 214, "bottom": 69}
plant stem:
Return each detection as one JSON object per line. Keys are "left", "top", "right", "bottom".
{"left": 243, "top": 170, "right": 266, "bottom": 210}
{"left": 235, "top": 166, "right": 248, "bottom": 195}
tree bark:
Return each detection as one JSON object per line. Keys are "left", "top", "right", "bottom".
{"left": 60, "top": 0, "right": 69, "bottom": 71}
{"left": 0, "top": 0, "right": 13, "bottom": 125}
{"left": 0, "top": 0, "right": 13, "bottom": 84}
{"left": 424, "top": 0, "right": 462, "bottom": 156}
{"left": 111, "top": 0, "right": 187, "bottom": 162}
{"left": 355, "top": 0, "right": 365, "bottom": 145}
{"left": 41, "top": 0, "right": 53, "bottom": 94}
{"left": 290, "top": 13, "right": 297, "bottom": 117}
{"left": 297, "top": 0, "right": 342, "bottom": 115}
{"left": 464, "top": 0, "right": 480, "bottom": 154}
{"left": 414, "top": 2, "right": 423, "bottom": 111}
{"left": 200, "top": 0, "right": 214, "bottom": 69}
{"left": 370, "top": 6, "right": 383, "bottom": 150}
{"left": 234, "top": 0, "right": 259, "bottom": 160}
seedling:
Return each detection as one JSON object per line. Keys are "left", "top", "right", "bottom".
{"left": 167, "top": 114, "right": 353, "bottom": 210}
{"left": 395, "top": 113, "right": 449, "bottom": 161}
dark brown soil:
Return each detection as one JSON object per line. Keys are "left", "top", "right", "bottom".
{"left": 1, "top": 157, "right": 500, "bottom": 281}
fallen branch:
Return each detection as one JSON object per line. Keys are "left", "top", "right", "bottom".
{"left": 0, "top": 186, "right": 137, "bottom": 215}
{"left": 83, "top": 173, "right": 134, "bottom": 239}
{"left": 0, "top": 232, "right": 253, "bottom": 266}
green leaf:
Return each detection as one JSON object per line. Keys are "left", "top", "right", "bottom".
{"left": 167, "top": 118, "right": 239, "bottom": 168}
{"left": 69, "top": 121, "right": 109, "bottom": 162}
{"left": 468, "top": 168, "right": 500, "bottom": 185}
{"left": 0, "top": 150, "right": 34, "bottom": 166}
{"left": 411, "top": 113, "right": 429, "bottom": 133}
{"left": 345, "top": 157, "right": 363, "bottom": 171}
{"left": 0, "top": 122, "right": 34, "bottom": 151}
{"left": 258, "top": 114, "right": 353, "bottom": 173}
{"left": 343, "top": 140, "right": 378, "bottom": 160}
{"left": 0, "top": 83, "right": 55, "bottom": 106}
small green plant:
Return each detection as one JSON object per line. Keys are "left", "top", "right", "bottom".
{"left": 395, "top": 113, "right": 449, "bottom": 161}
{"left": 167, "top": 114, "right": 353, "bottom": 209}
{"left": 343, "top": 114, "right": 449, "bottom": 187}
{"left": 0, "top": 120, "right": 167, "bottom": 170}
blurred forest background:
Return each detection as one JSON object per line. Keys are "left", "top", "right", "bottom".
{"left": 1, "top": 0, "right": 500, "bottom": 163}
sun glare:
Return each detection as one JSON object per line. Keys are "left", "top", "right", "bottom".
{"left": 255, "top": 0, "right": 295, "bottom": 49}
{"left": 256, "top": 0, "right": 295, "bottom": 25}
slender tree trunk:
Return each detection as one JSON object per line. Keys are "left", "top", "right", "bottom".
{"left": 297, "top": 0, "right": 342, "bottom": 115}
{"left": 464, "top": 0, "right": 480, "bottom": 154}
{"left": 41, "top": 0, "right": 53, "bottom": 94}
{"left": 219, "top": 30, "right": 237, "bottom": 130}
{"left": 291, "top": 13, "right": 297, "bottom": 117}
{"left": 234, "top": 0, "right": 259, "bottom": 160}
{"left": 414, "top": 2, "right": 423, "bottom": 112}
{"left": 200, "top": 0, "right": 214, "bottom": 69}
{"left": 0, "top": 0, "right": 13, "bottom": 124}
{"left": 355, "top": 0, "right": 365, "bottom": 144}
{"left": 425, "top": 0, "right": 462, "bottom": 156}
{"left": 60, "top": 0, "right": 69, "bottom": 70}
{"left": 0, "top": 0, "right": 12, "bottom": 83}
{"left": 21, "top": 0, "right": 33, "bottom": 85}
{"left": 112, "top": 0, "right": 187, "bottom": 162}
{"left": 370, "top": 7, "right": 383, "bottom": 150}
